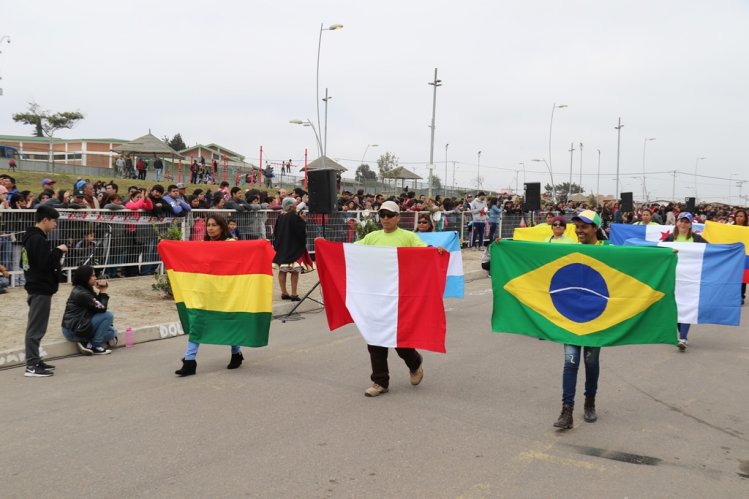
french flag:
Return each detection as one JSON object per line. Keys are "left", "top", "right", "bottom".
{"left": 416, "top": 231, "right": 464, "bottom": 298}
{"left": 609, "top": 223, "right": 705, "bottom": 245}
{"left": 624, "top": 240, "right": 744, "bottom": 325}
{"left": 315, "top": 239, "right": 450, "bottom": 353}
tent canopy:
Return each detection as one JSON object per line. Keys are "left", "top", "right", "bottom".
{"left": 112, "top": 133, "right": 183, "bottom": 157}
{"left": 304, "top": 155, "right": 347, "bottom": 172}
{"left": 380, "top": 166, "right": 422, "bottom": 180}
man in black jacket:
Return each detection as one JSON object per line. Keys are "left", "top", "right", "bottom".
{"left": 22, "top": 205, "right": 68, "bottom": 377}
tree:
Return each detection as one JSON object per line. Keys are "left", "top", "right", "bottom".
{"left": 355, "top": 163, "right": 378, "bottom": 182}
{"left": 544, "top": 182, "right": 584, "bottom": 199}
{"left": 12, "top": 102, "right": 84, "bottom": 138}
{"left": 376, "top": 152, "right": 398, "bottom": 176}
{"left": 430, "top": 174, "right": 443, "bottom": 192}
{"left": 163, "top": 133, "right": 187, "bottom": 151}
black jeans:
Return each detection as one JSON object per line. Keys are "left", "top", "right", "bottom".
{"left": 367, "top": 345, "right": 422, "bottom": 389}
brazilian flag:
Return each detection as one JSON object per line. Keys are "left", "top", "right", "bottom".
{"left": 491, "top": 240, "right": 678, "bottom": 346}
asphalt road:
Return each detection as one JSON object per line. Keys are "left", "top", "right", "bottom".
{"left": 1, "top": 277, "right": 748, "bottom": 498}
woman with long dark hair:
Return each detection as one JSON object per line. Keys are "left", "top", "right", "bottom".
{"left": 175, "top": 213, "right": 244, "bottom": 376}
{"left": 61, "top": 265, "right": 117, "bottom": 355}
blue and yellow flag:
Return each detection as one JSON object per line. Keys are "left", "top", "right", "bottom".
{"left": 491, "top": 240, "right": 678, "bottom": 346}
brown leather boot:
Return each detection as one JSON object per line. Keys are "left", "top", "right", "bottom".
{"left": 553, "top": 404, "right": 574, "bottom": 429}
{"left": 583, "top": 396, "right": 597, "bottom": 423}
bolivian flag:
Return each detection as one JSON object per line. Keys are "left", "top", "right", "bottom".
{"left": 491, "top": 240, "right": 678, "bottom": 346}
{"left": 702, "top": 221, "right": 749, "bottom": 283}
{"left": 157, "top": 240, "right": 274, "bottom": 347}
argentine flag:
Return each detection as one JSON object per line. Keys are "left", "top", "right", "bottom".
{"left": 416, "top": 231, "right": 464, "bottom": 298}
{"left": 609, "top": 223, "right": 705, "bottom": 246}
{"left": 624, "top": 240, "right": 744, "bottom": 326}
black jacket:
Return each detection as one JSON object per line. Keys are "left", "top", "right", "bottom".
{"left": 22, "top": 226, "right": 64, "bottom": 295}
{"left": 272, "top": 212, "right": 307, "bottom": 264}
{"left": 62, "top": 285, "right": 110, "bottom": 335}
{"left": 663, "top": 232, "right": 705, "bottom": 243}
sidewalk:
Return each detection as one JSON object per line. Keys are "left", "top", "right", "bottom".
{"left": 0, "top": 248, "right": 487, "bottom": 367}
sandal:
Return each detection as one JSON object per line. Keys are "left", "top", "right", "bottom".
{"left": 281, "top": 294, "right": 291, "bottom": 300}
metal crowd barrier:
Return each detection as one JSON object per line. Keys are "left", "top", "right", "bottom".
{"left": 0, "top": 208, "right": 542, "bottom": 287}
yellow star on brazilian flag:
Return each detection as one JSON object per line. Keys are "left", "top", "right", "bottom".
{"left": 491, "top": 240, "right": 678, "bottom": 346}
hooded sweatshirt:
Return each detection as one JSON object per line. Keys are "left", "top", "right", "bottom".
{"left": 22, "top": 226, "right": 63, "bottom": 295}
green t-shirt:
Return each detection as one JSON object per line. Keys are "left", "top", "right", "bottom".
{"left": 675, "top": 234, "right": 694, "bottom": 242}
{"left": 356, "top": 228, "right": 428, "bottom": 248}
{"left": 546, "top": 235, "right": 576, "bottom": 244}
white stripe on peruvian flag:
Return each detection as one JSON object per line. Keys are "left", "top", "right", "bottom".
{"left": 315, "top": 239, "right": 449, "bottom": 353}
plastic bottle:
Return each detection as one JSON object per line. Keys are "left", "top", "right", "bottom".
{"left": 125, "top": 327, "right": 134, "bottom": 348}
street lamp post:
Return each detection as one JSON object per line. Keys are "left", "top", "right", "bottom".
{"left": 614, "top": 117, "right": 624, "bottom": 199}
{"left": 476, "top": 151, "right": 482, "bottom": 190}
{"left": 694, "top": 156, "right": 706, "bottom": 201}
{"left": 427, "top": 68, "right": 442, "bottom": 199}
{"left": 531, "top": 158, "right": 555, "bottom": 204}
{"left": 360, "top": 143, "right": 378, "bottom": 167}
{"left": 322, "top": 88, "right": 332, "bottom": 157}
{"left": 444, "top": 143, "right": 449, "bottom": 197}
{"left": 642, "top": 137, "right": 656, "bottom": 202}
{"left": 548, "top": 103, "right": 567, "bottom": 192}
{"left": 289, "top": 119, "right": 323, "bottom": 157}
{"left": 316, "top": 23, "right": 343, "bottom": 167}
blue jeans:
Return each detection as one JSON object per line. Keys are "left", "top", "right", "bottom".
{"left": 155, "top": 168, "right": 162, "bottom": 181}
{"left": 562, "top": 344, "right": 600, "bottom": 406}
{"left": 677, "top": 323, "right": 690, "bottom": 341}
{"left": 488, "top": 222, "right": 499, "bottom": 242}
{"left": 184, "top": 341, "right": 241, "bottom": 361}
{"left": 471, "top": 221, "right": 486, "bottom": 248}
{"left": 62, "top": 311, "right": 117, "bottom": 347}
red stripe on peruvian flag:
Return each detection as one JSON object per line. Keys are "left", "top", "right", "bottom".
{"left": 315, "top": 239, "right": 354, "bottom": 330}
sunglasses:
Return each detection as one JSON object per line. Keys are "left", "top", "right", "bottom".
{"left": 379, "top": 211, "right": 398, "bottom": 219}
{"left": 552, "top": 223, "right": 565, "bottom": 227}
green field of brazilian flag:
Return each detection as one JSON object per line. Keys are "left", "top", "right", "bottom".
{"left": 491, "top": 241, "right": 678, "bottom": 346}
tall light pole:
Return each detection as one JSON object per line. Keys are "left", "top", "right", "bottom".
{"left": 322, "top": 88, "right": 332, "bottom": 157}
{"left": 477, "top": 151, "right": 482, "bottom": 190}
{"left": 531, "top": 158, "right": 555, "bottom": 203}
{"left": 614, "top": 117, "right": 624, "bottom": 199}
{"left": 578, "top": 142, "right": 583, "bottom": 191}
{"left": 316, "top": 23, "right": 343, "bottom": 166}
{"left": 694, "top": 156, "right": 706, "bottom": 201}
{"left": 642, "top": 137, "right": 656, "bottom": 202}
{"left": 0, "top": 35, "right": 9, "bottom": 96}
{"left": 444, "top": 143, "right": 449, "bottom": 197}
{"left": 596, "top": 149, "right": 601, "bottom": 203}
{"left": 360, "top": 143, "right": 378, "bottom": 167}
{"left": 548, "top": 103, "right": 568, "bottom": 191}
{"left": 567, "top": 142, "right": 575, "bottom": 201}
{"left": 289, "top": 119, "right": 323, "bottom": 157}
{"left": 427, "top": 68, "right": 442, "bottom": 199}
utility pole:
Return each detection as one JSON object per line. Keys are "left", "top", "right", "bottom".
{"left": 615, "top": 117, "right": 624, "bottom": 199}
{"left": 578, "top": 142, "right": 583, "bottom": 192}
{"left": 427, "top": 68, "right": 442, "bottom": 199}
{"left": 568, "top": 142, "right": 575, "bottom": 201}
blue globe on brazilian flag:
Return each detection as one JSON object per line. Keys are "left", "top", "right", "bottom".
{"left": 491, "top": 240, "right": 678, "bottom": 346}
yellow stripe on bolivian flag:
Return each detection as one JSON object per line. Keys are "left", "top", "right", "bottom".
{"left": 513, "top": 224, "right": 577, "bottom": 242}
{"left": 167, "top": 270, "right": 273, "bottom": 313}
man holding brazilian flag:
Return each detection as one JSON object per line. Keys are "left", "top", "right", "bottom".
{"left": 491, "top": 210, "right": 678, "bottom": 429}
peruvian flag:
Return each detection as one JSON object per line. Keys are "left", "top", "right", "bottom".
{"left": 315, "top": 239, "right": 450, "bottom": 353}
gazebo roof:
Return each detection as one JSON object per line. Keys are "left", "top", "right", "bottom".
{"left": 304, "top": 155, "right": 347, "bottom": 172}
{"left": 112, "top": 133, "right": 183, "bottom": 157}
{"left": 380, "top": 166, "right": 422, "bottom": 180}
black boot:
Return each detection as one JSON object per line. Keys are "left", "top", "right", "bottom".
{"left": 553, "top": 404, "right": 574, "bottom": 429}
{"left": 583, "top": 396, "right": 597, "bottom": 423}
{"left": 175, "top": 359, "right": 197, "bottom": 377}
{"left": 227, "top": 352, "right": 244, "bottom": 370}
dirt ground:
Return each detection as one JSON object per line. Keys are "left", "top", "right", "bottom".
{"left": 1, "top": 248, "right": 485, "bottom": 352}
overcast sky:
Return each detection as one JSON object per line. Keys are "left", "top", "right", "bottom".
{"left": 2, "top": 0, "right": 748, "bottom": 202}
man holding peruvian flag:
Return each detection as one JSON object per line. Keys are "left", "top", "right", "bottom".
{"left": 316, "top": 200, "right": 448, "bottom": 397}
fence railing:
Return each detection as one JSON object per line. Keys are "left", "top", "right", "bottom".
{"left": 0, "top": 208, "right": 539, "bottom": 287}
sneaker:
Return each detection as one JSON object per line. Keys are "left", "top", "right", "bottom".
{"left": 38, "top": 360, "right": 56, "bottom": 370}
{"left": 364, "top": 384, "right": 389, "bottom": 397}
{"left": 91, "top": 346, "right": 112, "bottom": 355}
{"left": 410, "top": 366, "right": 424, "bottom": 386}
{"left": 678, "top": 339, "right": 687, "bottom": 352}
{"left": 77, "top": 342, "right": 94, "bottom": 356}
{"left": 24, "top": 365, "right": 54, "bottom": 377}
